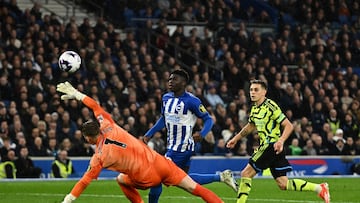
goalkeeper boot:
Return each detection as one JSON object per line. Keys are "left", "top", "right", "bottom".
{"left": 318, "top": 183, "right": 330, "bottom": 203}
{"left": 220, "top": 169, "right": 238, "bottom": 193}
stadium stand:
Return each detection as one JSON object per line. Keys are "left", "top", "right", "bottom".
{"left": 0, "top": 0, "right": 359, "bottom": 171}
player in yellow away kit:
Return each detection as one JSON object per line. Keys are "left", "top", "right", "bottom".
{"left": 227, "top": 79, "right": 330, "bottom": 203}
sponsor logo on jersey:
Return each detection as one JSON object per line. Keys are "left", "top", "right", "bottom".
{"left": 199, "top": 104, "right": 207, "bottom": 113}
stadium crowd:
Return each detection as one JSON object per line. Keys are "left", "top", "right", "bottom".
{"left": 0, "top": 0, "right": 360, "bottom": 177}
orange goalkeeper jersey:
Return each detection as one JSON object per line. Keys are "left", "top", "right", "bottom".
{"left": 84, "top": 96, "right": 158, "bottom": 175}
{"left": 70, "top": 96, "right": 186, "bottom": 197}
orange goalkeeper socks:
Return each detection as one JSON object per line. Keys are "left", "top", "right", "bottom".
{"left": 192, "top": 183, "right": 224, "bottom": 203}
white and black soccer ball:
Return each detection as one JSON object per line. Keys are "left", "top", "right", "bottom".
{"left": 58, "top": 51, "right": 81, "bottom": 73}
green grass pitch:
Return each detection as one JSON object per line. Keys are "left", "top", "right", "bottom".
{"left": 0, "top": 177, "right": 357, "bottom": 202}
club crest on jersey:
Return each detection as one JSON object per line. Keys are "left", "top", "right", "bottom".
{"left": 175, "top": 104, "right": 182, "bottom": 112}
{"left": 199, "top": 104, "right": 207, "bottom": 113}
{"left": 97, "top": 115, "right": 104, "bottom": 123}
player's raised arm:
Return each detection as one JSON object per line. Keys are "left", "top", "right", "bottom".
{"left": 56, "top": 81, "right": 86, "bottom": 101}
{"left": 56, "top": 81, "right": 104, "bottom": 114}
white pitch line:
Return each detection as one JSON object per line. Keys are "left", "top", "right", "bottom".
{"left": 0, "top": 193, "right": 356, "bottom": 203}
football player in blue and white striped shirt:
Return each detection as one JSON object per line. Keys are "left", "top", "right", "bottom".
{"left": 144, "top": 69, "right": 237, "bottom": 203}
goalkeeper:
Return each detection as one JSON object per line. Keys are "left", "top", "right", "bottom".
{"left": 57, "top": 81, "right": 224, "bottom": 203}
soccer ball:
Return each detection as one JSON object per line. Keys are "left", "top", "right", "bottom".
{"left": 58, "top": 51, "right": 81, "bottom": 73}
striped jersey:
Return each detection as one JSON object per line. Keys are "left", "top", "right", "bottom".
{"left": 161, "top": 91, "right": 211, "bottom": 152}
{"left": 249, "top": 98, "right": 286, "bottom": 145}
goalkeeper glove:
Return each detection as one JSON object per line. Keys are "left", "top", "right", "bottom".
{"left": 57, "top": 81, "right": 85, "bottom": 101}
{"left": 61, "top": 193, "right": 76, "bottom": 203}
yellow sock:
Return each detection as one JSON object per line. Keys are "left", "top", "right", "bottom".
{"left": 286, "top": 179, "right": 318, "bottom": 192}
{"left": 237, "top": 177, "right": 252, "bottom": 203}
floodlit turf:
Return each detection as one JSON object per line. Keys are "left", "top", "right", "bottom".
{"left": 0, "top": 177, "right": 358, "bottom": 203}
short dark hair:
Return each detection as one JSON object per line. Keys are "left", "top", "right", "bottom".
{"left": 250, "top": 79, "right": 267, "bottom": 90}
{"left": 171, "top": 69, "right": 189, "bottom": 83}
{"left": 81, "top": 120, "right": 100, "bottom": 137}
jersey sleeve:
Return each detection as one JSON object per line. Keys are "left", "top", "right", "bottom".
{"left": 248, "top": 105, "right": 255, "bottom": 124}
{"left": 145, "top": 116, "right": 165, "bottom": 137}
{"left": 270, "top": 101, "right": 286, "bottom": 124}
{"left": 188, "top": 96, "right": 209, "bottom": 118}
{"left": 145, "top": 93, "right": 170, "bottom": 137}
{"left": 70, "top": 155, "right": 102, "bottom": 197}
{"left": 188, "top": 96, "right": 214, "bottom": 137}
{"left": 82, "top": 96, "right": 115, "bottom": 128}
{"left": 82, "top": 96, "right": 103, "bottom": 115}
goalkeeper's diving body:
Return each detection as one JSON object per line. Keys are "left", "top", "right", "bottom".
{"left": 57, "top": 81, "right": 224, "bottom": 203}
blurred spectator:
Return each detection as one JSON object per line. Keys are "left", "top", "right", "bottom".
{"left": 0, "top": 75, "right": 13, "bottom": 103}
{"left": 37, "top": 120, "right": 47, "bottom": 139}
{"left": 302, "top": 139, "right": 318, "bottom": 155}
{"left": 0, "top": 137, "right": 16, "bottom": 159}
{"left": 0, "top": 149, "right": 16, "bottom": 179}
{"left": 46, "top": 137, "right": 59, "bottom": 157}
{"left": 136, "top": 113, "right": 150, "bottom": 136}
{"left": 68, "top": 130, "right": 94, "bottom": 156}
{"left": 204, "top": 84, "right": 225, "bottom": 109}
{"left": 213, "top": 138, "right": 230, "bottom": 156}
{"left": 182, "top": 6, "right": 195, "bottom": 22}
{"left": 335, "top": 128, "right": 345, "bottom": 139}
{"left": 51, "top": 150, "right": 75, "bottom": 178}
{"left": 313, "top": 135, "right": 329, "bottom": 155}
{"left": 329, "top": 136, "right": 350, "bottom": 155}
{"left": 29, "top": 136, "right": 47, "bottom": 156}
{"left": 30, "top": 1, "right": 42, "bottom": 21}
{"left": 341, "top": 113, "right": 359, "bottom": 139}
{"left": 233, "top": 140, "right": 249, "bottom": 156}
{"left": 256, "top": 10, "right": 272, "bottom": 24}
{"left": 221, "top": 120, "right": 236, "bottom": 143}
{"left": 214, "top": 103, "right": 227, "bottom": 130}
{"left": 355, "top": 137, "right": 360, "bottom": 155}
{"left": 311, "top": 101, "right": 326, "bottom": 133}
{"left": 56, "top": 111, "right": 77, "bottom": 142}
{"left": 287, "top": 122, "right": 304, "bottom": 147}
{"left": 147, "top": 131, "right": 166, "bottom": 155}
{"left": 345, "top": 137, "right": 357, "bottom": 155}
{"left": 59, "top": 138, "right": 72, "bottom": 152}
{"left": 287, "top": 138, "right": 303, "bottom": 155}
{"left": 14, "top": 135, "right": 27, "bottom": 156}
{"left": 14, "top": 146, "right": 42, "bottom": 178}
{"left": 341, "top": 88, "right": 354, "bottom": 107}
{"left": 326, "top": 109, "right": 341, "bottom": 134}
{"left": 218, "top": 82, "right": 233, "bottom": 106}
{"left": 197, "top": 131, "right": 216, "bottom": 155}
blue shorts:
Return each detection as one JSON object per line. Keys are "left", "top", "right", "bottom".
{"left": 165, "top": 150, "right": 193, "bottom": 170}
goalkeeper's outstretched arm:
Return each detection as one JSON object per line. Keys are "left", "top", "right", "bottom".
{"left": 61, "top": 163, "right": 102, "bottom": 203}
{"left": 56, "top": 81, "right": 101, "bottom": 111}
{"left": 56, "top": 82, "right": 85, "bottom": 101}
